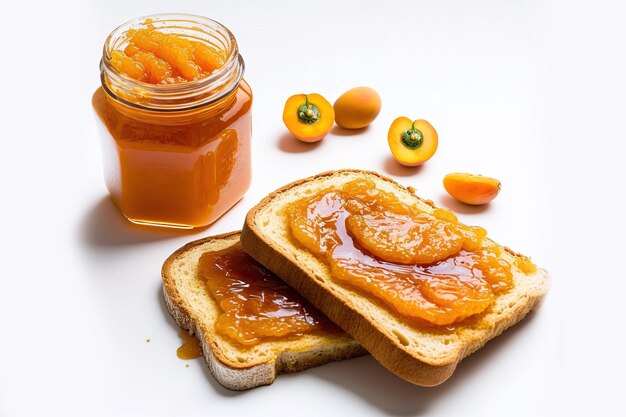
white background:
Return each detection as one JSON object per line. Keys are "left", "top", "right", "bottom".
{"left": 0, "top": 1, "right": 623, "bottom": 416}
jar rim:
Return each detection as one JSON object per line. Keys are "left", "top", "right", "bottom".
{"left": 100, "top": 13, "right": 244, "bottom": 112}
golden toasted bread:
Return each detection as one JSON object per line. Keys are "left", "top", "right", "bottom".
{"left": 241, "top": 170, "right": 549, "bottom": 386}
{"left": 162, "top": 231, "right": 366, "bottom": 390}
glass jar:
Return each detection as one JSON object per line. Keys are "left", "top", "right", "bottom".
{"left": 93, "top": 14, "right": 252, "bottom": 229}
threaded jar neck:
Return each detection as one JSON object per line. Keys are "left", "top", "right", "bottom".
{"left": 100, "top": 13, "right": 244, "bottom": 112}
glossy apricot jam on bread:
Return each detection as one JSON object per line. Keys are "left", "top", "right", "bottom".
{"left": 199, "top": 244, "right": 337, "bottom": 346}
{"left": 287, "top": 179, "right": 535, "bottom": 326}
{"left": 110, "top": 22, "right": 225, "bottom": 84}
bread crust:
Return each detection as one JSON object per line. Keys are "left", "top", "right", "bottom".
{"left": 241, "top": 169, "right": 550, "bottom": 386}
{"left": 162, "top": 231, "right": 366, "bottom": 390}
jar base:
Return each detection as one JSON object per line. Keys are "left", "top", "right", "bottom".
{"left": 125, "top": 216, "right": 196, "bottom": 230}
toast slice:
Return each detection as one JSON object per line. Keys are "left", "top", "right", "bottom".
{"left": 162, "top": 231, "right": 366, "bottom": 391}
{"left": 241, "top": 170, "right": 550, "bottom": 386}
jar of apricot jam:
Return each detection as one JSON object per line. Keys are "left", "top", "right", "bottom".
{"left": 93, "top": 14, "right": 252, "bottom": 228}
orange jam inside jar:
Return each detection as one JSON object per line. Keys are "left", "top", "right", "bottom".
{"left": 93, "top": 14, "right": 252, "bottom": 228}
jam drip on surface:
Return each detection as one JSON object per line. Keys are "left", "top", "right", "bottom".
{"left": 288, "top": 179, "right": 525, "bottom": 326}
{"left": 199, "top": 244, "right": 334, "bottom": 346}
{"left": 177, "top": 329, "right": 202, "bottom": 359}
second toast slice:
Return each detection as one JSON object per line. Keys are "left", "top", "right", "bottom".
{"left": 162, "top": 231, "right": 365, "bottom": 390}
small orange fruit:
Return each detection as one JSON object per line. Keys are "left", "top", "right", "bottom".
{"left": 388, "top": 117, "right": 438, "bottom": 166}
{"left": 443, "top": 173, "right": 501, "bottom": 205}
{"left": 283, "top": 93, "right": 335, "bottom": 143}
{"left": 333, "top": 87, "right": 381, "bottom": 129}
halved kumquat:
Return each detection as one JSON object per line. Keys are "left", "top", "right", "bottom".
{"left": 443, "top": 173, "right": 501, "bottom": 205}
{"left": 388, "top": 117, "right": 438, "bottom": 166}
{"left": 283, "top": 93, "right": 335, "bottom": 143}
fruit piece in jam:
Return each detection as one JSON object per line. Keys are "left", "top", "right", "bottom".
{"left": 287, "top": 179, "right": 533, "bottom": 326}
{"left": 110, "top": 21, "right": 226, "bottom": 84}
{"left": 199, "top": 244, "right": 335, "bottom": 346}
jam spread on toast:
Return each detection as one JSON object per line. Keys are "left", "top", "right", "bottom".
{"left": 288, "top": 179, "right": 535, "bottom": 326}
{"left": 199, "top": 244, "right": 336, "bottom": 346}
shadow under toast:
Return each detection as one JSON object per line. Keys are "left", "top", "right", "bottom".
{"left": 298, "top": 311, "right": 538, "bottom": 416}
